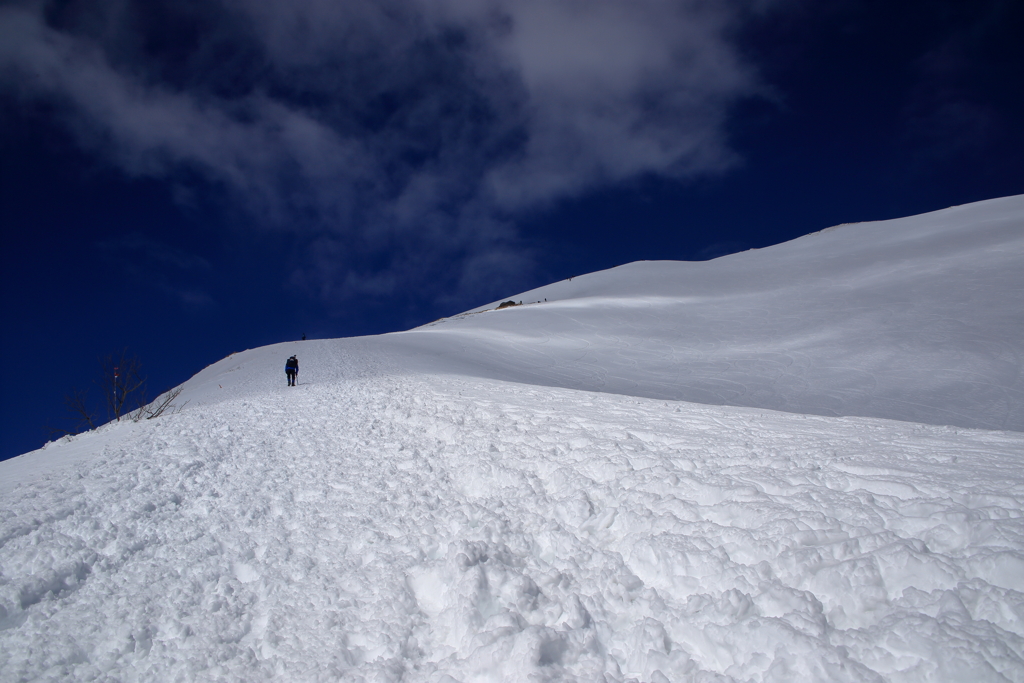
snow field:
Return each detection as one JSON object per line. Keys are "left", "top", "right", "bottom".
{"left": 2, "top": 358, "right": 1023, "bottom": 681}
{"left": 3, "top": 195, "right": 1024, "bottom": 681}
{"left": 398, "top": 195, "right": 1024, "bottom": 432}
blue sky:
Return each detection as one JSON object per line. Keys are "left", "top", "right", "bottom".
{"left": 2, "top": 0, "right": 1022, "bottom": 460}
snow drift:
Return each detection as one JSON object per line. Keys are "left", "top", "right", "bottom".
{"left": 1, "top": 195, "right": 1023, "bottom": 682}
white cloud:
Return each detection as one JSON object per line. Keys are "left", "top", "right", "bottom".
{"left": 453, "top": 0, "right": 752, "bottom": 205}
{"left": 1, "top": 0, "right": 764, "bottom": 307}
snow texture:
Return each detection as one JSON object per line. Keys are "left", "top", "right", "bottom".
{"left": 2, "top": 195, "right": 1023, "bottom": 682}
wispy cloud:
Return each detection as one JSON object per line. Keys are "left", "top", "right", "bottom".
{"left": 1, "top": 0, "right": 765, "bottom": 309}
{"left": 902, "top": 1, "right": 1014, "bottom": 165}
{"left": 97, "top": 234, "right": 215, "bottom": 310}
{"left": 99, "top": 234, "right": 212, "bottom": 272}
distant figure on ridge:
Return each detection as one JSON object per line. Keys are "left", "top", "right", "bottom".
{"left": 285, "top": 355, "right": 299, "bottom": 386}
{"left": 302, "top": 333, "right": 306, "bottom": 341}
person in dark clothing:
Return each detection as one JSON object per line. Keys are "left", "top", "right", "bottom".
{"left": 285, "top": 355, "right": 299, "bottom": 386}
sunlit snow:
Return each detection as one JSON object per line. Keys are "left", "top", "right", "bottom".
{"left": 2, "top": 196, "right": 1023, "bottom": 681}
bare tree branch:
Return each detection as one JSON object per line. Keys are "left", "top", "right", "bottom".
{"left": 48, "top": 387, "right": 97, "bottom": 439}
{"left": 66, "top": 387, "right": 97, "bottom": 431}
{"left": 147, "top": 386, "right": 186, "bottom": 419}
{"left": 54, "top": 348, "right": 180, "bottom": 437}
{"left": 128, "top": 385, "right": 188, "bottom": 422}
{"left": 101, "top": 349, "right": 147, "bottom": 421}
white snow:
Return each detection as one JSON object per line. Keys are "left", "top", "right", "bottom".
{"left": 2, "top": 195, "right": 1023, "bottom": 681}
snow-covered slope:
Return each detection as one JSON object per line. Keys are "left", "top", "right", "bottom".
{"left": 2, "top": 196, "right": 1023, "bottom": 682}
{"left": 393, "top": 195, "right": 1024, "bottom": 431}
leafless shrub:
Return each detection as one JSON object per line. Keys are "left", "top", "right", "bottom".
{"left": 66, "top": 387, "right": 97, "bottom": 431}
{"left": 101, "top": 349, "right": 148, "bottom": 422}
{"left": 46, "top": 387, "right": 97, "bottom": 438}
{"left": 128, "top": 386, "right": 189, "bottom": 422}
{"left": 53, "top": 349, "right": 191, "bottom": 440}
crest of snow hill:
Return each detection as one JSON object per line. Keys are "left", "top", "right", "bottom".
{"left": 2, "top": 195, "right": 1023, "bottom": 682}
{"left": 407, "top": 193, "right": 1024, "bottom": 432}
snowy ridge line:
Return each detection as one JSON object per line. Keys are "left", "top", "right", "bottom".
{"left": 412, "top": 293, "right": 689, "bottom": 329}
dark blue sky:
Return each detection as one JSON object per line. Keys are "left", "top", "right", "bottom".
{"left": 2, "top": 0, "right": 1022, "bottom": 461}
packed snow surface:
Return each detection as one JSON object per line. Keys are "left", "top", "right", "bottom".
{"left": 2, "top": 196, "right": 1023, "bottom": 681}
